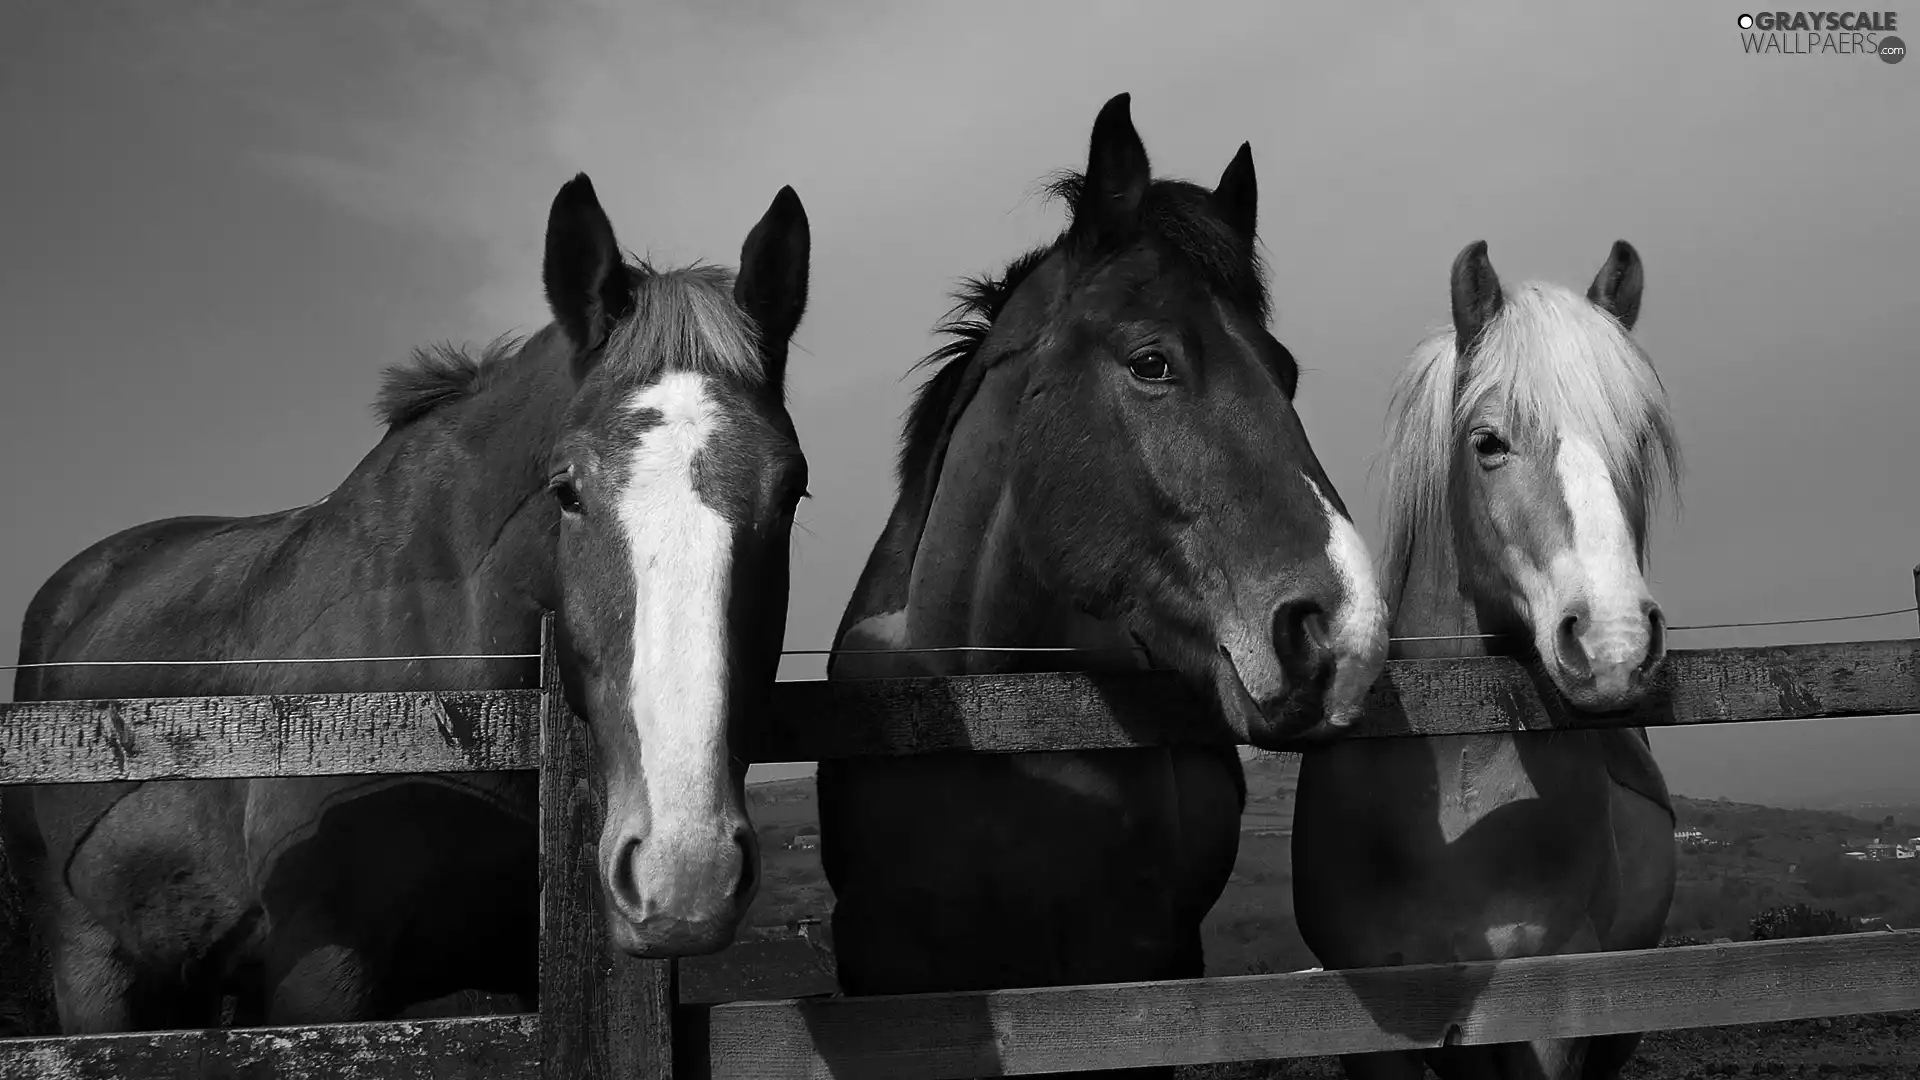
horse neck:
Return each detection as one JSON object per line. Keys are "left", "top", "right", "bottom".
{"left": 901, "top": 361, "right": 1044, "bottom": 674}
{"left": 332, "top": 356, "right": 568, "bottom": 642}
{"left": 1387, "top": 501, "right": 1494, "bottom": 663}
{"left": 836, "top": 360, "right": 1139, "bottom": 681}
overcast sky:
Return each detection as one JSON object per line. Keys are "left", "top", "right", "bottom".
{"left": 3, "top": 0, "right": 1916, "bottom": 806}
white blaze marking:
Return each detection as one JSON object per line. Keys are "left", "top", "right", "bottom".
{"left": 1305, "top": 477, "right": 1390, "bottom": 724}
{"left": 615, "top": 371, "right": 732, "bottom": 901}
{"left": 1550, "top": 435, "right": 1649, "bottom": 668}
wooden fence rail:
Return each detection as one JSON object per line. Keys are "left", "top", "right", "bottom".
{"left": 2, "top": 626, "right": 1917, "bottom": 1078}
{"left": 690, "top": 931, "right": 1920, "bottom": 1079}
{"left": 4, "top": 638, "right": 1914, "bottom": 784}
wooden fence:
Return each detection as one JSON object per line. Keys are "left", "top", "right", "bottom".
{"left": 2, "top": 605, "right": 1918, "bottom": 1079}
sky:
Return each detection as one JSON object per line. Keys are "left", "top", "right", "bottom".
{"left": 2, "top": 0, "right": 1916, "bottom": 807}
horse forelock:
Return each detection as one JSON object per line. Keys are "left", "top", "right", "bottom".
{"left": 604, "top": 262, "right": 765, "bottom": 389}
{"left": 1378, "top": 282, "right": 1682, "bottom": 617}
{"left": 1045, "top": 172, "right": 1271, "bottom": 325}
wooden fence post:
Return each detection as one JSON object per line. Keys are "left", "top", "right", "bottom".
{"left": 539, "top": 611, "right": 677, "bottom": 1080}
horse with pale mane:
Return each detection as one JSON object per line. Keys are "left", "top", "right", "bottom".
{"left": 1293, "top": 238, "right": 1682, "bottom": 1080}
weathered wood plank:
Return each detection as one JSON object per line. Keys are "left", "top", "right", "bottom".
{"left": 0, "top": 690, "right": 541, "bottom": 784}
{"left": 0, "top": 1014, "right": 536, "bottom": 1080}
{"left": 692, "top": 930, "right": 1920, "bottom": 1079}
{"left": 4, "top": 640, "right": 1914, "bottom": 783}
{"left": 755, "top": 637, "right": 1920, "bottom": 760}
{"left": 537, "top": 613, "right": 674, "bottom": 1080}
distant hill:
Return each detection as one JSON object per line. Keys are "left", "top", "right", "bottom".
{"left": 1665, "top": 794, "right": 1920, "bottom": 939}
{"left": 1785, "top": 785, "right": 1920, "bottom": 815}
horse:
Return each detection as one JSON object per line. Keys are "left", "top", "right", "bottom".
{"left": 0, "top": 172, "right": 815, "bottom": 1034}
{"left": 1291, "top": 239, "right": 1682, "bottom": 1079}
{"left": 818, "top": 93, "right": 1391, "bottom": 1080}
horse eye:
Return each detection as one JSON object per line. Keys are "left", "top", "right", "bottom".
{"left": 1128, "top": 352, "right": 1174, "bottom": 382}
{"left": 549, "top": 476, "right": 584, "bottom": 515}
{"left": 1471, "top": 431, "right": 1511, "bottom": 465}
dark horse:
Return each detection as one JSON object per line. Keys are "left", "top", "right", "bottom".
{"left": 1292, "top": 240, "right": 1681, "bottom": 1079}
{"left": 1, "top": 173, "right": 814, "bottom": 1033}
{"left": 819, "top": 94, "right": 1391, "bottom": 1080}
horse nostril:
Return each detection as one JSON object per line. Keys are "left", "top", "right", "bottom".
{"left": 1272, "top": 600, "right": 1334, "bottom": 685}
{"left": 1302, "top": 610, "right": 1332, "bottom": 654}
{"left": 1555, "top": 606, "right": 1592, "bottom": 682}
{"left": 608, "top": 836, "right": 644, "bottom": 913}
{"left": 1640, "top": 604, "right": 1668, "bottom": 674}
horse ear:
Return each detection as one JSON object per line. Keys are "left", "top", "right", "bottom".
{"left": 1449, "top": 240, "right": 1504, "bottom": 356}
{"left": 1074, "top": 92, "right": 1151, "bottom": 244}
{"left": 1211, "top": 142, "right": 1258, "bottom": 240}
{"left": 1587, "top": 239, "right": 1644, "bottom": 332}
{"left": 543, "top": 173, "right": 634, "bottom": 371}
{"left": 735, "top": 185, "right": 811, "bottom": 389}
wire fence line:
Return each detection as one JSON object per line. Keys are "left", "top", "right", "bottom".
{"left": 0, "top": 604, "right": 1913, "bottom": 672}
{"left": 1, "top": 652, "right": 545, "bottom": 671}
{"left": 1384, "top": 603, "right": 1920, "bottom": 644}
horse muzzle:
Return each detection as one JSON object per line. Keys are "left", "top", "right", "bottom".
{"left": 1212, "top": 645, "right": 1331, "bottom": 749}
{"left": 598, "top": 815, "right": 760, "bottom": 958}
{"left": 1546, "top": 599, "right": 1668, "bottom": 714}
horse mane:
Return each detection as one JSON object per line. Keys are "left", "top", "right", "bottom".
{"left": 895, "top": 246, "right": 1050, "bottom": 485}
{"left": 895, "top": 172, "right": 1270, "bottom": 490}
{"left": 371, "top": 262, "right": 761, "bottom": 432}
{"left": 373, "top": 334, "right": 526, "bottom": 431}
{"left": 1377, "top": 281, "right": 1683, "bottom": 615}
